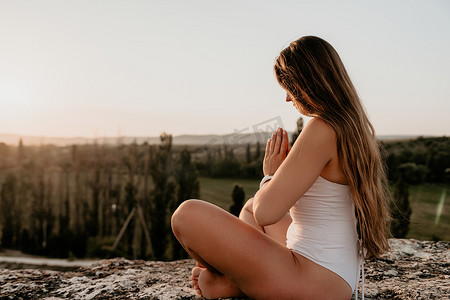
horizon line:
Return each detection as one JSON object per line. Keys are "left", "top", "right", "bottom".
{"left": 0, "top": 132, "right": 442, "bottom": 147}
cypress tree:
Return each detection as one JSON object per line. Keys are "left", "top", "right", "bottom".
{"left": 171, "top": 148, "right": 200, "bottom": 259}
{"left": 246, "top": 143, "right": 252, "bottom": 163}
{"left": 390, "top": 178, "right": 412, "bottom": 238}
{"left": 290, "top": 117, "right": 304, "bottom": 147}
{"left": 230, "top": 185, "right": 245, "bottom": 217}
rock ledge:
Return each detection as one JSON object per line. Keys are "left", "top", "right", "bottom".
{"left": 0, "top": 239, "right": 448, "bottom": 299}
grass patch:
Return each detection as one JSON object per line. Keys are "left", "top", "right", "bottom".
{"left": 198, "top": 177, "right": 259, "bottom": 210}
{"left": 407, "top": 184, "right": 450, "bottom": 241}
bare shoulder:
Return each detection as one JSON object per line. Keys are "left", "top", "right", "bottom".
{"left": 306, "top": 117, "right": 335, "bottom": 133}
{"left": 287, "top": 117, "right": 336, "bottom": 164}
{"left": 295, "top": 117, "right": 336, "bottom": 146}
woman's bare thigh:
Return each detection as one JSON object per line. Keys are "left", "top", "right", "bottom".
{"left": 172, "top": 199, "right": 312, "bottom": 299}
{"left": 239, "top": 197, "right": 292, "bottom": 246}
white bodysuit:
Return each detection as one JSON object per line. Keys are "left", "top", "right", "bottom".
{"left": 286, "top": 175, "right": 362, "bottom": 292}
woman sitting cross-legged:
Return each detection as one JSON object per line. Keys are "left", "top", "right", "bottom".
{"left": 171, "top": 36, "right": 390, "bottom": 300}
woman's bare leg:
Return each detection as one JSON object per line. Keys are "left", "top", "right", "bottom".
{"left": 171, "top": 199, "right": 328, "bottom": 300}
{"left": 188, "top": 198, "right": 292, "bottom": 298}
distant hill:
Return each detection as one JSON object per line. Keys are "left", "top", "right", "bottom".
{"left": 377, "top": 135, "right": 432, "bottom": 142}
{"left": 0, "top": 132, "right": 428, "bottom": 147}
{"left": 0, "top": 132, "right": 277, "bottom": 146}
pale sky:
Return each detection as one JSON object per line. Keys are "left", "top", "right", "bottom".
{"left": 0, "top": 0, "right": 449, "bottom": 138}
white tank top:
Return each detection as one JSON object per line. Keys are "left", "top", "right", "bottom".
{"left": 286, "top": 175, "right": 361, "bottom": 291}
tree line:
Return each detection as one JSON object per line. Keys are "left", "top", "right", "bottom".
{"left": 0, "top": 134, "right": 199, "bottom": 261}
{"left": 0, "top": 120, "right": 448, "bottom": 259}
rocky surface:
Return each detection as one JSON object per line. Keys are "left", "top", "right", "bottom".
{"left": 0, "top": 239, "right": 448, "bottom": 299}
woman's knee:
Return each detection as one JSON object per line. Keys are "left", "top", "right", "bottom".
{"left": 171, "top": 199, "right": 201, "bottom": 235}
{"left": 238, "top": 197, "right": 255, "bottom": 221}
{"left": 242, "top": 197, "right": 254, "bottom": 213}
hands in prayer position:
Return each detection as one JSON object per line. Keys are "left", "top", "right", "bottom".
{"left": 263, "top": 127, "right": 290, "bottom": 176}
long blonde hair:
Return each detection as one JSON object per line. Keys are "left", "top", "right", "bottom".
{"left": 274, "top": 36, "right": 390, "bottom": 258}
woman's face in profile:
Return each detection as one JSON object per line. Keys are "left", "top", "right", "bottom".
{"left": 286, "top": 92, "right": 303, "bottom": 113}
{"left": 285, "top": 92, "right": 293, "bottom": 103}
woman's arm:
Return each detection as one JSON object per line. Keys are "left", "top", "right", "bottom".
{"left": 253, "top": 118, "right": 336, "bottom": 226}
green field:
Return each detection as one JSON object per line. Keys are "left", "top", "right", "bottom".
{"left": 198, "top": 177, "right": 260, "bottom": 210}
{"left": 198, "top": 177, "right": 450, "bottom": 241}
{"left": 408, "top": 184, "right": 449, "bottom": 241}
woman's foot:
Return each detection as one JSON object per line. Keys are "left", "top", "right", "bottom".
{"left": 191, "top": 266, "right": 244, "bottom": 299}
{"left": 191, "top": 266, "right": 204, "bottom": 296}
{"left": 191, "top": 262, "right": 207, "bottom": 295}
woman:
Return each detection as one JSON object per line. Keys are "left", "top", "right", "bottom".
{"left": 171, "top": 36, "right": 390, "bottom": 299}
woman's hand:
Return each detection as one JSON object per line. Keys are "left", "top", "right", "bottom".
{"left": 263, "top": 128, "right": 289, "bottom": 176}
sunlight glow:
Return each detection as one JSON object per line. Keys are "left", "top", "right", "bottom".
{"left": 0, "top": 0, "right": 449, "bottom": 138}
{"left": 434, "top": 188, "right": 446, "bottom": 226}
{"left": 0, "top": 81, "right": 30, "bottom": 107}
